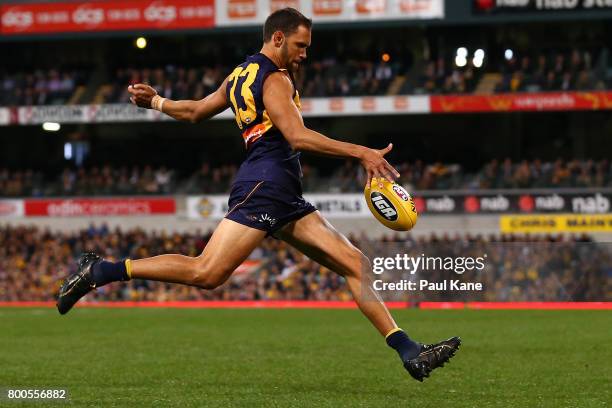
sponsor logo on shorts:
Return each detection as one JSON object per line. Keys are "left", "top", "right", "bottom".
{"left": 258, "top": 213, "right": 277, "bottom": 227}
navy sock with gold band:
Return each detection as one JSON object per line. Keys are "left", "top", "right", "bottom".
{"left": 91, "top": 259, "right": 132, "bottom": 287}
{"left": 386, "top": 328, "right": 421, "bottom": 361}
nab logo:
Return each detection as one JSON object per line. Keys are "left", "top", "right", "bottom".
{"left": 370, "top": 192, "right": 398, "bottom": 221}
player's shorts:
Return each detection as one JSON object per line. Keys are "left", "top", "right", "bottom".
{"left": 225, "top": 180, "right": 317, "bottom": 237}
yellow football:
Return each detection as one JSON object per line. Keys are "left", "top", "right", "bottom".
{"left": 364, "top": 178, "right": 418, "bottom": 231}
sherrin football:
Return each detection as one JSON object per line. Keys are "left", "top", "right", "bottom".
{"left": 364, "top": 178, "right": 418, "bottom": 231}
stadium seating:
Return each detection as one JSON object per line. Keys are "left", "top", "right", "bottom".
{"left": 1, "top": 48, "right": 609, "bottom": 107}
{"left": 0, "top": 69, "right": 88, "bottom": 106}
{"left": 1, "top": 159, "right": 610, "bottom": 197}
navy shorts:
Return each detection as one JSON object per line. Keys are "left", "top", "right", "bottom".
{"left": 225, "top": 181, "right": 317, "bottom": 237}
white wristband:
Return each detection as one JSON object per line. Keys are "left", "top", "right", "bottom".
{"left": 151, "top": 95, "right": 166, "bottom": 112}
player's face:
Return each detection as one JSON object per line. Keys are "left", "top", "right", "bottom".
{"left": 281, "top": 25, "right": 311, "bottom": 72}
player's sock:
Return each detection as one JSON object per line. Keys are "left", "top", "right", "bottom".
{"left": 91, "top": 259, "right": 132, "bottom": 287}
{"left": 385, "top": 328, "right": 421, "bottom": 361}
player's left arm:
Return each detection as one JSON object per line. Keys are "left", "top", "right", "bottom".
{"left": 127, "top": 77, "right": 230, "bottom": 123}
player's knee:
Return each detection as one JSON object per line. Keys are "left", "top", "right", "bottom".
{"left": 191, "top": 258, "right": 227, "bottom": 290}
{"left": 193, "top": 275, "right": 221, "bottom": 290}
{"left": 358, "top": 254, "right": 371, "bottom": 276}
{"left": 340, "top": 248, "right": 369, "bottom": 279}
{"left": 353, "top": 252, "right": 370, "bottom": 279}
{"left": 192, "top": 270, "right": 222, "bottom": 290}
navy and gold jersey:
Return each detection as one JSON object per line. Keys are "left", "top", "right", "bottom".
{"left": 226, "top": 53, "right": 303, "bottom": 187}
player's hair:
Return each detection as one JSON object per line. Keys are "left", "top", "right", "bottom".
{"left": 263, "top": 8, "right": 312, "bottom": 42}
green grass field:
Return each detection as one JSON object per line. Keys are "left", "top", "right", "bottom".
{"left": 0, "top": 308, "right": 610, "bottom": 407}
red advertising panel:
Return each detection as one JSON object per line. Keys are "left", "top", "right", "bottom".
{"left": 227, "top": 0, "right": 257, "bottom": 18}
{"left": 24, "top": 198, "right": 176, "bottom": 217}
{"left": 431, "top": 91, "right": 612, "bottom": 113}
{"left": 313, "top": 0, "right": 343, "bottom": 15}
{"left": 0, "top": 0, "right": 214, "bottom": 35}
{"left": 356, "top": 0, "right": 386, "bottom": 14}
{"left": 270, "top": 0, "right": 300, "bottom": 12}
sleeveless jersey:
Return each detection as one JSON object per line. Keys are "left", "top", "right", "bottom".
{"left": 226, "top": 53, "right": 303, "bottom": 188}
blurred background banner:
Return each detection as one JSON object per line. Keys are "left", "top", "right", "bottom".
{"left": 473, "top": 0, "right": 612, "bottom": 14}
{"left": 0, "top": 0, "right": 443, "bottom": 36}
{"left": 499, "top": 214, "right": 612, "bottom": 233}
{"left": 2, "top": 191, "right": 609, "bottom": 220}
{"left": 215, "top": 0, "right": 445, "bottom": 26}
{"left": 23, "top": 197, "right": 177, "bottom": 216}
{"left": 3, "top": 91, "right": 612, "bottom": 126}
{"left": 0, "top": 199, "right": 24, "bottom": 217}
{"left": 0, "top": 0, "right": 215, "bottom": 35}
{"left": 429, "top": 91, "right": 612, "bottom": 112}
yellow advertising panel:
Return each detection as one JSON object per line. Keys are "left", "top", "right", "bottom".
{"left": 500, "top": 214, "right": 612, "bottom": 233}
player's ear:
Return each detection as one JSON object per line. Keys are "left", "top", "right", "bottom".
{"left": 273, "top": 31, "right": 284, "bottom": 48}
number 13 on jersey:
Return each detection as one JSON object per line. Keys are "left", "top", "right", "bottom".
{"left": 228, "top": 63, "right": 260, "bottom": 130}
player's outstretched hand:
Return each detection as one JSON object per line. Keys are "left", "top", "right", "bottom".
{"left": 360, "top": 143, "right": 400, "bottom": 188}
{"left": 127, "top": 84, "right": 157, "bottom": 108}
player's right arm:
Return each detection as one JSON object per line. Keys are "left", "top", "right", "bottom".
{"left": 263, "top": 72, "right": 399, "bottom": 185}
{"left": 127, "top": 78, "right": 230, "bottom": 123}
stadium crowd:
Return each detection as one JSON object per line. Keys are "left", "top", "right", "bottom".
{"left": 1, "top": 158, "right": 610, "bottom": 197}
{"left": 411, "top": 57, "right": 479, "bottom": 95}
{"left": 0, "top": 225, "right": 607, "bottom": 303}
{"left": 103, "top": 59, "right": 400, "bottom": 104}
{"left": 0, "top": 69, "right": 87, "bottom": 106}
{"left": 494, "top": 49, "right": 604, "bottom": 93}
{"left": 102, "top": 48, "right": 610, "bottom": 103}
{"left": 1, "top": 48, "right": 609, "bottom": 107}
{"left": 412, "top": 49, "right": 607, "bottom": 95}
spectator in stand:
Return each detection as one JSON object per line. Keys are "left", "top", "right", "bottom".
{"left": 551, "top": 159, "right": 571, "bottom": 187}
{"left": 513, "top": 160, "right": 532, "bottom": 188}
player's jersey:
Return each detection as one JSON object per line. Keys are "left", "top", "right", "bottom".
{"left": 226, "top": 53, "right": 303, "bottom": 188}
